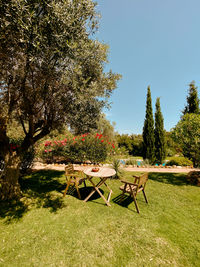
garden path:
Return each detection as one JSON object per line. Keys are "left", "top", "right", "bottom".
{"left": 32, "top": 162, "right": 200, "bottom": 173}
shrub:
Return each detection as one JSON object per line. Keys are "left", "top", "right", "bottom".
{"left": 187, "top": 171, "right": 200, "bottom": 186}
{"left": 39, "top": 133, "right": 116, "bottom": 164}
{"left": 20, "top": 146, "right": 35, "bottom": 174}
{"left": 166, "top": 157, "right": 193, "bottom": 167}
{"left": 172, "top": 114, "right": 200, "bottom": 167}
{"left": 9, "top": 139, "right": 35, "bottom": 174}
{"left": 141, "top": 159, "right": 150, "bottom": 167}
{"left": 166, "top": 148, "right": 176, "bottom": 157}
{"left": 125, "top": 159, "right": 137, "bottom": 166}
{"left": 112, "top": 158, "right": 122, "bottom": 179}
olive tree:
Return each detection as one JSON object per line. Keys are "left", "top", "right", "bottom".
{"left": 0, "top": 0, "right": 120, "bottom": 200}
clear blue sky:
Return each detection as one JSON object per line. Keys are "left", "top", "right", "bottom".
{"left": 95, "top": 0, "right": 200, "bottom": 134}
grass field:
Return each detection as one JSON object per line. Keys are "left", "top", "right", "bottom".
{"left": 0, "top": 170, "right": 200, "bottom": 267}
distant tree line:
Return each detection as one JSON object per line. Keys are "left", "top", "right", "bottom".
{"left": 116, "top": 134, "right": 143, "bottom": 157}
{"left": 117, "top": 81, "right": 200, "bottom": 167}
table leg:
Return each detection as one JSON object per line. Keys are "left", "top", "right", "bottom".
{"left": 83, "top": 177, "right": 112, "bottom": 206}
{"left": 94, "top": 185, "right": 111, "bottom": 206}
{"left": 83, "top": 177, "right": 104, "bottom": 202}
{"left": 107, "top": 190, "right": 112, "bottom": 203}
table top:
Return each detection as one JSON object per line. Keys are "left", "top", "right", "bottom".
{"left": 84, "top": 167, "right": 116, "bottom": 178}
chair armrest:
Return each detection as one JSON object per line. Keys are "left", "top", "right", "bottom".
{"left": 121, "top": 180, "right": 138, "bottom": 186}
{"left": 65, "top": 173, "right": 80, "bottom": 178}
{"left": 74, "top": 170, "right": 84, "bottom": 176}
{"left": 132, "top": 175, "right": 140, "bottom": 179}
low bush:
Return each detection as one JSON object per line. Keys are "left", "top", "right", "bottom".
{"left": 187, "top": 171, "right": 200, "bottom": 186}
{"left": 38, "top": 133, "right": 116, "bottom": 164}
{"left": 166, "top": 157, "right": 193, "bottom": 167}
{"left": 20, "top": 146, "right": 35, "bottom": 174}
{"left": 140, "top": 159, "right": 150, "bottom": 167}
{"left": 125, "top": 159, "right": 137, "bottom": 166}
{"left": 111, "top": 158, "right": 123, "bottom": 178}
{"left": 166, "top": 148, "right": 176, "bottom": 157}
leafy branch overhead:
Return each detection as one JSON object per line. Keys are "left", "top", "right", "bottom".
{"left": 0, "top": 0, "right": 121, "bottom": 145}
{"left": 0, "top": 0, "right": 121, "bottom": 200}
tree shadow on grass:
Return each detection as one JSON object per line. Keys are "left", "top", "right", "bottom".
{"left": 0, "top": 170, "right": 106, "bottom": 223}
{"left": 149, "top": 172, "right": 188, "bottom": 186}
{"left": 0, "top": 170, "right": 67, "bottom": 224}
{"left": 20, "top": 169, "right": 65, "bottom": 194}
{"left": 0, "top": 199, "right": 28, "bottom": 224}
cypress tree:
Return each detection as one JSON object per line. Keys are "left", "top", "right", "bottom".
{"left": 142, "top": 86, "right": 155, "bottom": 163}
{"left": 154, "top": 98, "right": 166, "bottom": 164}
{"left": 183, "top": 81, "right": 199, "bottom": 115}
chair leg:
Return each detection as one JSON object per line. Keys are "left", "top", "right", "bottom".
{"left": 120, "top": 190, "right": 126, "bottom": 203}
{"left": 142, "top": 189, "right": 148, "bottom": 203}
{"left": 63, "top": 181, "right": 71, "bottom": 197}
{"left": 75, "top": 182, "right": 81, "bottom": 200}
{"left": 132, "top": 194, "right": 140, "bottom": 213}
{"left": 120, "top": 184, "right": 127, "bottom": 203}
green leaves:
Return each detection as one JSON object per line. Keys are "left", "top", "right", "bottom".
{"left": 172, "top": 114, "right": 200, "bottom": 167}
{"left": 142, "top": 86, "right": 155, "bottom": 164}
{"left": 0, "top": 0, "right": 121, "bottom": 199}
{"left": 0, "top": 0, "right": 121, "bottom": 144}
{"left": 183, "top": 81, "right": 199, "bottom": 115}
{"left": 40, "top": 133, "right": 114, "bottom": 164}
{"left": 154, "top": 98, "right": 166, "bottom": 164}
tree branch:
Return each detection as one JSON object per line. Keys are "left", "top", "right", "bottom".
{"left": 17, "top": 108, "right": 27, "bottom": 135}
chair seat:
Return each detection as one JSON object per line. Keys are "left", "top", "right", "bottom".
{"left": 119, "top": 173, "right": 149, "bottom": 213}
{"left": 63, "top": 164, "right": 86, "bottom": 199}
{"left": 119, "top": 184, "right": 137, "bottom": 193}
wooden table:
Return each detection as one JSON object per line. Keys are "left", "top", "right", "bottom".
{"left": 83, "top": 167, "right": 116, "bottom": 206}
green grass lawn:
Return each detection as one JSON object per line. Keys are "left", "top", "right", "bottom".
{"left": 0, "top": 170, "right": 200, "bottom": 267}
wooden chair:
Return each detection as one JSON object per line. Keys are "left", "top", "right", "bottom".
{"left": 119, "top": 173, "right": 149, "bottom": 213}
{"left": 63, "top": 164, "right": 86, "bottom": 199}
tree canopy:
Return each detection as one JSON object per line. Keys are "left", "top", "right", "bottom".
{"left": 172, "top": 113, "right": 200, "bottom": 167}
{"left": 0, "top": 0, "right": 120, "bottom": 146}
{"left": 0, "top": 0, "right": 121, "bottom": 200}
{"left": 183, "top": 81, "right": 199, "bottom": 115}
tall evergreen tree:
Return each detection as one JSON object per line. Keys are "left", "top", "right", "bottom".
{"left": 142, "top": 86, "right": 155, "bottom": 163}
{"left": 183, "top": 81, "right": 199, "bottom": 115}
{"left": 154, "top": 98, "right": 166, "bottom": 164}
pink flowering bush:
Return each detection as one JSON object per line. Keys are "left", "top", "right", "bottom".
{"left": 40, "top": 133, "right": 116, "bottom": 164}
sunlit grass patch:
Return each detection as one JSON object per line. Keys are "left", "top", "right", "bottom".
{"left": 0, "top": 170, "right": 199, "bottom": 266}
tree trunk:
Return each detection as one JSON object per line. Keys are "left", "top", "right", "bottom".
{"left": 0, "top": 152, "right": 21, "bottom": 200}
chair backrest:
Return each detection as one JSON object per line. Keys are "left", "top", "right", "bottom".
{"left": 65, "top": 164, "right": 74, "bottom": 175}
{"left": 137, "top": 173, "right": 148, "bottom": 189}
